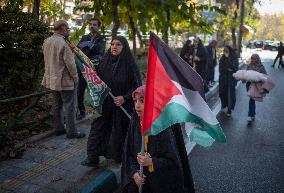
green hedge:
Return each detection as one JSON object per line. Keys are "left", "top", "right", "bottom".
{"left": 0, "top": 10, "right": 50, "bottom": 99}
{"left": 0, "top": 10, "right": 51, "bottom": 160}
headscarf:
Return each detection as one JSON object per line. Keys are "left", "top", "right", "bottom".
{"left": 251, "top": 53, "right": 262, "bottom": 65}
{"left": 224, "top": 45, "right": 234, "bottom": 57}
{"left": 248, "top": 54, "right": 267, "bottom": 74}
{"left": 98, "top": 36, "right": 142, "bottom": 86}
{"left": 132, "top": 85, "right": 145, "bottom": 99}
{"left": 180, "top": 40, "right": 193, "bottom": 57}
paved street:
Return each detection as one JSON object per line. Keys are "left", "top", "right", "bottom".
{"left": 189, "top": 50, "right": 284, "bottom": 193}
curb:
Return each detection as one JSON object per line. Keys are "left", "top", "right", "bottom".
{"left": 15, "top": 114, "right": 94, "bottom": 148}
{"left": 78, "top": 170, "right": 118, "bottom": 193}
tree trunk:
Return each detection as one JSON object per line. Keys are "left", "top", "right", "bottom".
{"left": 162, "top": 8, "right": 170, "bottom": 45}
{"left": 217, "top": 30, "right": 225, "bottom": 47}
{"left": 129, "top": 17, "right": 137, "bottom": 55}
{"left": 33, "top": 0, "right": 40, "bottom": 18}
{"left": 111, "top": 0, "right": 120, "bottom": 38}
{"left": 231, "top": 28, "right": 237, "bottom": 49}
{"left": 136, "top": 29, "right": 144, "bottom": 48}
{"left": 127, "top": 0, "right": 136, "bottom": 54}
{"left": 237, "top": 0, "right": 245, "bottom": 57}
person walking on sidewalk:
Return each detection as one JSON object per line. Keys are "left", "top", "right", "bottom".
{"left": 219, "top": 46, "right": 238, "bottom": 117}
{"left": 193, "top": 37, "right": 208, "bottom": 92}
{"left": 81, "top": 36, "right": 141, "bottom": 167}
{"left": 42, "top": 20, "right": 85, "bottom": 139}
{"left": 271, "top": 41, "right": 284, "bottom": 68}
{"left": 246, "top": 54, "right": 267, "bottom": 125}
{"left": 121, "top": 85, "right": 195, "bottom": 193}
{"left": 76, "top": 18, "right": 106, "bottom": 120}
{"left": 206, "top": 40, "right": 217, "bottom": 87}
{"left": 180, "top": 40, "right": 194, "bottom": 67}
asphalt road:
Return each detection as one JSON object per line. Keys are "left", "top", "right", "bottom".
{"left": 189, "top": 50, "right": 284, "bottom": 193}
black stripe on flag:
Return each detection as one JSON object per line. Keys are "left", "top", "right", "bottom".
{"left": 150, "top": 32, "right": 205, "bottom": 98}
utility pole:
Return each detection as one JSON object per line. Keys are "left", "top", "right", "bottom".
{"left": 237, "top": 0, "right": 245, "bottom": 58}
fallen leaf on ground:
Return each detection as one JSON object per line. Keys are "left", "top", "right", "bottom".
{"left": 51, "top": 175, "right": 62, "bottom": 182}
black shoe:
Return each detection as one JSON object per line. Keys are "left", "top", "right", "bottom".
{"left": 81, "top": 157, "right": 99, "bottom": 167}
{"left": 67, "top": 132, "right": 86, "bottom": 139}
{"left": 76, "top": 114, "right": 86, "bottom": 120}
{"left": 55, "top": 130, "right": 66, "bottom": 136}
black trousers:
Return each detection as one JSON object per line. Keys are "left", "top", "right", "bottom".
{"left": 219, "top": 82, "right": 236, "bottom": 113}
{"left": 272, "top": 54, "right": 283, "bottom": 67}
{"left": 77, "top": 72, "right": 86, "bottom": 115}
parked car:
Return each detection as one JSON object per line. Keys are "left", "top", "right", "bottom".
{"left": 254, "top": 40, "right": 264, "bottom": 48}
{"left": 262, "top": 40, "right": 274, "bottom": 50}
{"left": 246, "top": 40, "right": 263, "bottom": 49}
{"left": 270, "top": 42, "right": 280, "bottom": 51}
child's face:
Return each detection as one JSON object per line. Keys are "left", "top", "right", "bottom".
{"left": 133, "top": 93, "right": 144, "bottom": 117}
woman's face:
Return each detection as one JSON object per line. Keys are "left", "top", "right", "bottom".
{"left": 251, "top": 56, "right": 258, "bottom": 65}
{"left": 133, "top": 93, "right": 144, "bottom": 117}
{"left": 223, "top": 47, "right": 229, "bottom": 57}
{"left": 111, "top": 39, "right": 123, "bottom": 56}
{"left": 193, "top": 40, "right": 198, "bottom": 48}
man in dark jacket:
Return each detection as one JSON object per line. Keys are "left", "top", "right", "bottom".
{"left": 271, "top": 41, "right": 284, "bottom": 68}
{"left": 76, "top": 18, "right": 106, "bottom": 120}
{"left": 206, "top": 40, "right": 217, "bottom": 87}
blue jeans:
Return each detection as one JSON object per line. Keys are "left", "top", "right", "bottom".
{"left": 248, "top": 98, "right": 256, "bottom": 117}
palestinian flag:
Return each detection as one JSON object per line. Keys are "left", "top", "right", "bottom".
{"left": 142, "top": 33, "right": 226, "bottom": 147}
{"left": 74, "top": 47, "right": 110, "bottom": 117}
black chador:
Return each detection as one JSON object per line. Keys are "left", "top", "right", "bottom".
{"left": 84, "top": 36, "right": 141, "bottom": 165}
{"left": 121, "top": 114, "right": 195, "bottom": 193}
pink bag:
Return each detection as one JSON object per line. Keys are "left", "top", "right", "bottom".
{"left": 247, "top": 83, "right": 265, "bottom": 102}
{"left": 261, "top": 79, "right": 275, "bottom": 93}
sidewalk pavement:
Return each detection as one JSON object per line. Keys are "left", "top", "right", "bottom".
{"left": 0, "top": 58, "right": 247, "bottom": 193}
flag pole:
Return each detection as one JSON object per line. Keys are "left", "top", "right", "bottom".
{"left": 139, "top": 135, "right": 145, "bottom": 193}
{"left": 65, "top": 39, "right": 131, "bottom": 120}
{"left": 108, "top": 92, "right": 131, "bottom": 119}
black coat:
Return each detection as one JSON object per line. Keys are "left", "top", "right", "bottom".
{"left": 77, "top": 33, "right": 106, "bottom": 63}
{"left": 92, "top": 36, "right": 142, "bottom": 161}
{"left": 219, "top": 53, "right": 238, "bottom": 88}
{"left": 121, "top": 115, "right": 195, "bottom": 193}
{"left": 180, "top": 44, "right": 194, "bottom": 67}
{"left": 194, "top": 45, "right": 208, "bottom": 79}
{"left": 206, "top": 45, "right": 217, "bottom": 68}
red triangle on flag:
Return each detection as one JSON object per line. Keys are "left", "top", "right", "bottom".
{"left": 142, "top": 37, "right": 181, "bottom": 134}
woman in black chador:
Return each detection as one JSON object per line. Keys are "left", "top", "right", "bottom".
{"left": 192, "top": 37, "right": 209, "bottom": 92}
{"left": 219, "top": 45, "right": 238, "bottom": 117}
{"left": 192, "top": 37, "right": 208, "bottom": 80}
{"left": 180, "top": 40, "right": 194, "bottom": 67}
{"left": 82, "top": 36, "right": 142, "bottom": 166}
{"left": 121, "top": 86, "right": 195, "bottom": 193}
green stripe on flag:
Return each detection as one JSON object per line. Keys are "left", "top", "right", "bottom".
{"left": 189, "top": 128, "right": 215, "bottom": 148}
{"left": 147, "top": 102, "right": 226, "bottom": 146}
